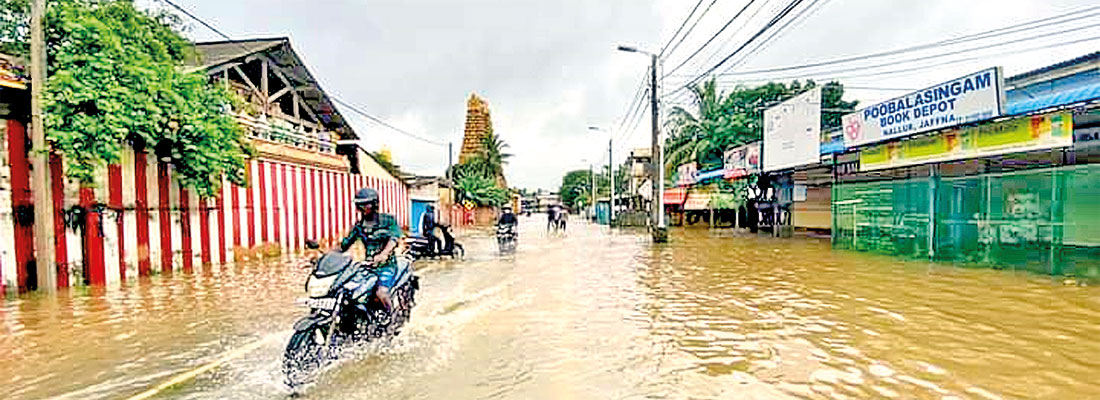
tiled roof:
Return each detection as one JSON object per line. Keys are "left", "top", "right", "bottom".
{"left": 188, "top": 38, "right": 286, "bottom": 69}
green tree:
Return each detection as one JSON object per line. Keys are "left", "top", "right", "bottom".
{"left": 477, "top": 128, "right": 511, "bottom": 178}
{"left": 1, "top": 0, "right": 252, "bottom": 197}
{"left": 665, "top": 79, "right": 857, "bottom": 174}
{"left": 453, "top": 173, "right": 509, "bottom": 206}
{"left": 559, "top": 169, "right": 593, "bottom": 210}
{"left": 448, "top": 128, "right": 512, "bottom": 205}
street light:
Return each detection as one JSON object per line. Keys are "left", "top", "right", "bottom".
{"left": 588, "top": 126, "right": 615, "bottom": 224}
{"left": 616, "top": 44, "right": 667, "bottom": 242}
{"left": 580, "top": 158, "right": 594, "bottom": 221}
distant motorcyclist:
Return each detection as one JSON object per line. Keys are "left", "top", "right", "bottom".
{"left": 498, "top": 206, "right": 518, "bottom": 228}
{"left": 339, "top": 188, "right": 401, "bottom": 313}
{"left": 420, "top": 204, "right": 439, "bottom": 254}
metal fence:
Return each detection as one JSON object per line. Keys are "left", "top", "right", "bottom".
{"left": 832, "top": 164, "right": 1100, "bottom": 278}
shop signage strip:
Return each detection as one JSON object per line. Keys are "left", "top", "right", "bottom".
{"left": 860, "top": 112, "right": 1073, "bottom": 171}
{"left": 844, "top": 67, "right": 1005, "bottom": 148}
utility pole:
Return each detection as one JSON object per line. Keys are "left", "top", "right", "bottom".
{"left": 447, "top": 141, "right": 454, "bottom": 223}
{"left": 648, "top": 54, "right": 667, "bottom": 242}
{"left": 588, "top": 126, "right": 614, "bottom": 226}
{"left": 617, "top": 45, "right": 666, "bottom": 242}
{"left": 589, "top": 163, "right": 595, "bottom": 221}
{"left": 30, "top": 0, "right": 56, "bottom": 291}
{"left": 609, "top": 138, "right": 615, "bottom": 224}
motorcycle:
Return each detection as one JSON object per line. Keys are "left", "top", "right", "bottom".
{"left": 496, "top": 224, "right": 517, "bottom": 254}
{"left": 283, "top": 241, "right": 420, "bottom": 387}
{"left": 406, "top": 224, "right": 464, "bottom": 259}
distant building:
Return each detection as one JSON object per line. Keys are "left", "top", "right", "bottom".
{"left": 627, "top": 147, "right": 652, "bottom": 201}
{"left": 405, "top": 175, "right": 445, "bottom": 235}
{"left": 535, "top": 190, "right": 560, "bottom": 212}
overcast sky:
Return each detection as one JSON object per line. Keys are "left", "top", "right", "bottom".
{"left": 148, "top": 0, "right": 1099, "bottom": 190}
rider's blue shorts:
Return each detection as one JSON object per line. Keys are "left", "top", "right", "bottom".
{"left": 374, "top": 263, "right": 397, "bottom": 288}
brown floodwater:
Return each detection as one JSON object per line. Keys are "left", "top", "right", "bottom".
{"left": 1, "top": 216, "right": 1098, "bottom": 399}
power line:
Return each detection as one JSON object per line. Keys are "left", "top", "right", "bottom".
{"left": 701, "top": 34, "right": 1100, "bottom": 87}
{"left": 331, "top": 98, "right": 447, "bottom": 146}
{"left": 692, "top": 0, "right": 775, "bottom": 71}
{"left": 160, "top": 0, "right": 447, "bottom": 148}
{"left": 692, "top": 22, "right": 1100, "bottom": 82}
{"left": 719, "top": 0, "right": 831, "bottom": 74}
{"left": 662, "top": 0, "right": 721, "bottom": 59}
{"left": 614, "top": 71, "right": 649, "bottom": 140}
{"left": 709, "top": 4, "right": 1100, "bottom": 77}
{"left": 615, "top": 89, "right": 652, "bottom": 156}
{"left": 667, "top": 0, "right": 808, "bottom": 98}
{"left": 662, "top": 0, "right": 762, "bottom": 78}
{"left": 159, "top": 0, "right": 234, "bottom": 40}
{"left": 667, "top": 2, "right": 1100, "bottom": 100}
{"left": 659, "top": 0, "right": 707, "bottom": 57}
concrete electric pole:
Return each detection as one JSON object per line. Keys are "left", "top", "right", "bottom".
{"left": 617, "top": 45, "right": 667, "bottom": 242}
{"left": 30, "top": 0, "right": 57, "bottom": 291}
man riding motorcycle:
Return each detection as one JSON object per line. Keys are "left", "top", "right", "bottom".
{"left": 498, "top": 206, "right": 518, "bottom": 228}
{"left": 338, "top": 188, "right": 401, "bottom": 313}
{"left": 420, "top": 204, "right": 439, "bottom": 254}
{"left": 497, "top": 206, "right": 518, "bottom": 252}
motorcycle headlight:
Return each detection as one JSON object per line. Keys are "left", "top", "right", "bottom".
{"left": 306, "top": 275, "right": 337, "bottom": 298}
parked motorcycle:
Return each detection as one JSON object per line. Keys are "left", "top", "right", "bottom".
{"left": 283, "top": 241, "right": 420, "bottom": 387}
{"left": 406, "top": 224, "right": 464, "bottom": 259}
{"left": 496, "top": 224, "right": 517, "bottom": 254}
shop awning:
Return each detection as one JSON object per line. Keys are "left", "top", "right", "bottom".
{"left": 694, "top": 168, "right": 725, "bottom": 183}
{"left": 663, "top": 188, "right": 687, "bottom": 205}
{"left": 684, "top": 192, "right": 711, "bottom": 210}
{"left": 1007, "top": 81, "right": 1100, "bottom": 115}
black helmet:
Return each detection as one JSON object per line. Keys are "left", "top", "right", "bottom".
{"left": 354, "top": 188, "right": 379, "bottom": 205}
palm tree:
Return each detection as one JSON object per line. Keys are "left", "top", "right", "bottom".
{"left": 664, "top": 79, "right": 856, "bottom": 176}
{"left": 478, "top": 128, "right": 512, "bottom": 177}
{"left": 665, "top": 79, "right": 731, "bottom": 175}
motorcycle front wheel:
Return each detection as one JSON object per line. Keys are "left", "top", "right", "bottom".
{"left": 283, "top": 327, "right": 326, "bottom": 387}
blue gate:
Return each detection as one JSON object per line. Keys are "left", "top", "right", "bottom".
{"left": 410, "top": 200, "right": 434, "bottom": 235}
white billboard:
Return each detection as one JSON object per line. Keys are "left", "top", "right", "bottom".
{"left": 843, "top": 67, "right": 1004, "bottom": 147}
{"left": 763, "top": 87, "right": 821, "bottom": 172}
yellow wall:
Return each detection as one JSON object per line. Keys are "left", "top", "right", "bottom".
{"left": 793, "top": 186, "right": 831, "bottom": 230}
{"left": 357, "top": 149, "right": 400, "bottom": 182}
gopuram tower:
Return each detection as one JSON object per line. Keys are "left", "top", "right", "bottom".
{"left": 459, "top": 93, "right": 492, "bottom": 164}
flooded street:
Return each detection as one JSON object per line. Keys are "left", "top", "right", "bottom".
{"left": 3, "top": 216, "right": 1099, "bottom": 399}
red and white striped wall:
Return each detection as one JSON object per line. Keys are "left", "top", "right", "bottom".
{"left": 1, "top": 119, "right": 409, "bottom": 292}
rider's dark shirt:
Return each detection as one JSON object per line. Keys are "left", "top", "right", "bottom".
{"left": 420, "top": 211, "right": 436, "bottom": 235}
{"left": 498, "top": 213, "right": 517, "bottom": 226}
{"left": 340, "top": 213, "right": 402, "bottom": 268}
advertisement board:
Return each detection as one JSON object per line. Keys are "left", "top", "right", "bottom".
{"left": 860, "top": 112, "right": 1073, "bottom": 171}
{"left": 763, "top": 88, "right": 821, "bottom": 172}
{"left": 722, "top": 141, "right": 761, "bottom": 179}
{"left": 844, "top": 67, "right": 1004, "bottom": 148}
{"left": 675, "top": 163, "right": 698, "bottom": 186}
{"left": 0, "top": 58, "right": 28, "bottom": 90}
